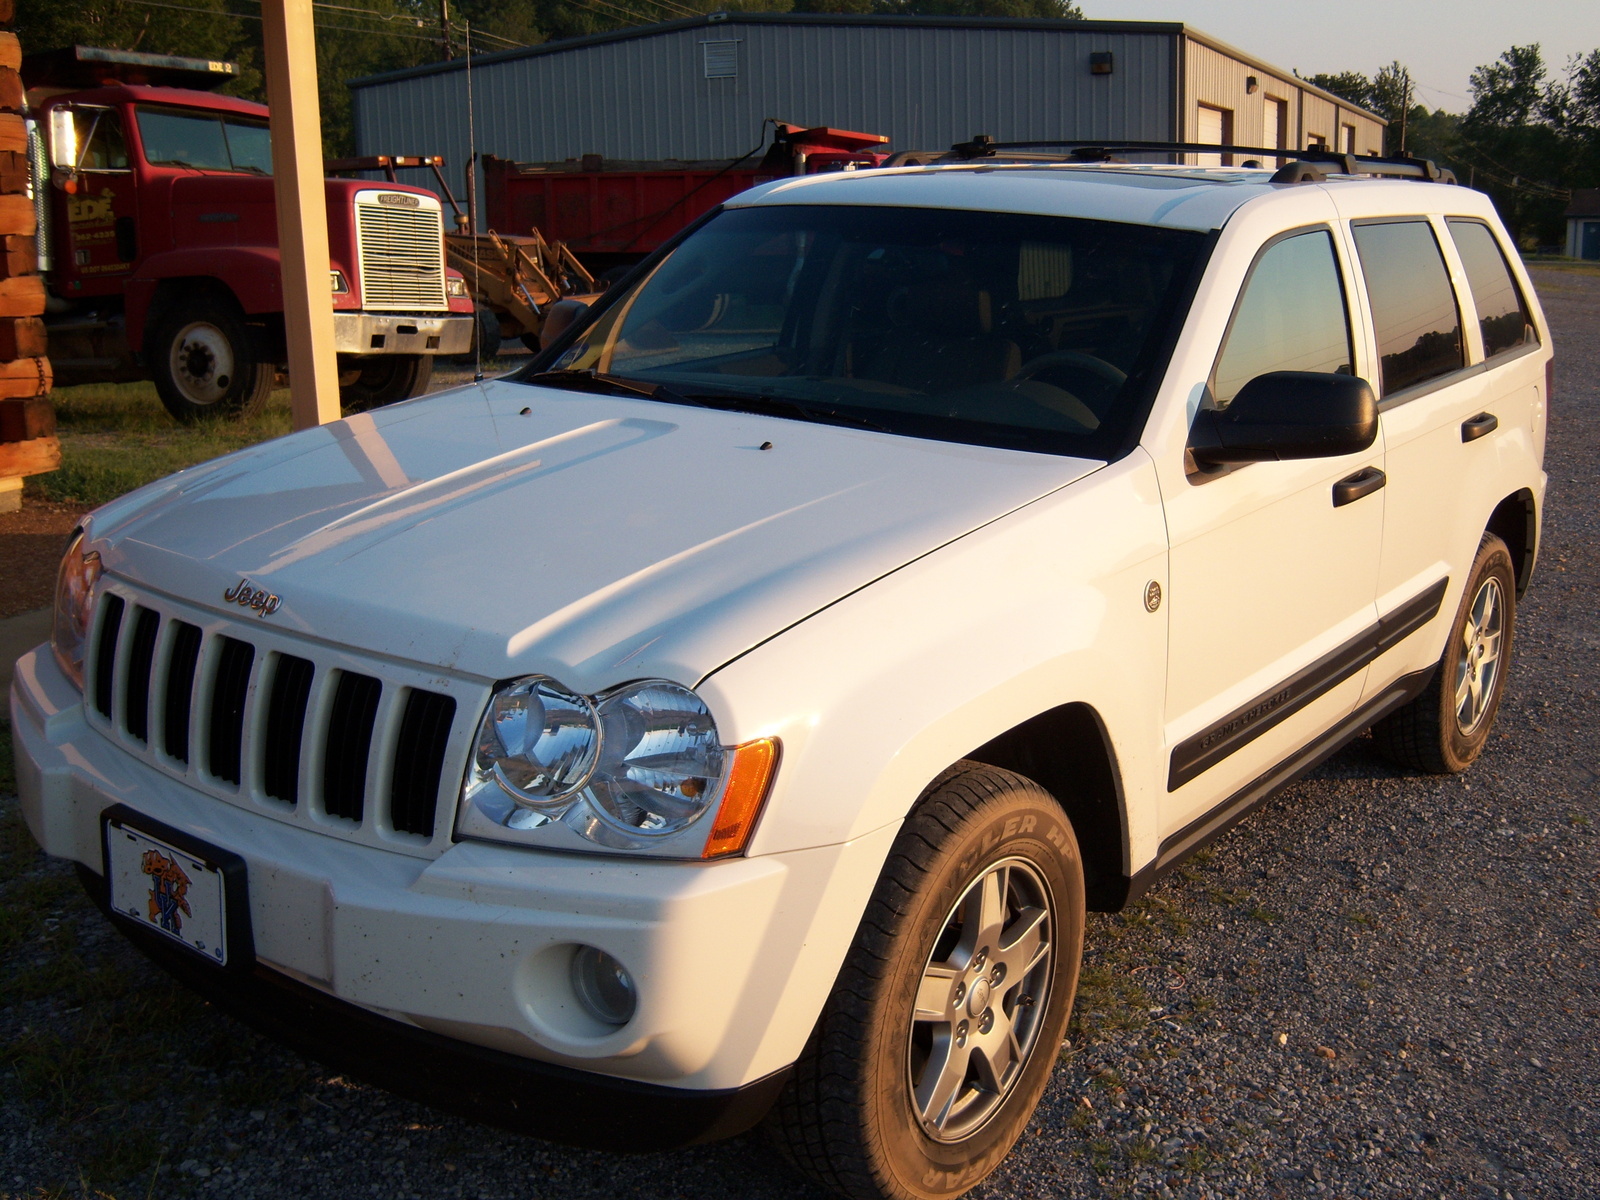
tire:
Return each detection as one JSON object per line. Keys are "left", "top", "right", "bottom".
{"left": 451, "top": 305, "right": 502, "bottom": 364}
{"left": 769, "top": 763, "right": 1085, "bottom": 1200}
{"left": 1372, "top": 532, "right": 1516, "bottom": 774}
{"left": 148, "top": 293, "right": 274, "bottom": 424}
{"left": 338, "top": 354, "right": 434, "bottom": 413}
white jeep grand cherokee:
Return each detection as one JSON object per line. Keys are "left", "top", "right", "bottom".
{"left": 11, "top": 144, "right": 1549, "bottom": 1200}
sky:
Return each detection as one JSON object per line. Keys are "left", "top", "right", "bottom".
{"left": 1098, "top": 0, "right": 1598, "bottom": 112}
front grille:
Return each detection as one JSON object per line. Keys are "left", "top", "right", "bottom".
{"left": 85, "top": 586, "right": 471, "bottom": 852}
{"left": 355, "top": 201, "right": 447, "bottom": 311}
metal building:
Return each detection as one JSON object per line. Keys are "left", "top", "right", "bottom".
{"left": 350, "top": 14, "right": 1385, "bottom": 198}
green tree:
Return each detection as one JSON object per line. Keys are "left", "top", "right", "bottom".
{"left": 1305, "top": 69, "right": 1373, "bottom": 110}
{"left": 1460, "top": 44, "right": 1570, "bottom": 247}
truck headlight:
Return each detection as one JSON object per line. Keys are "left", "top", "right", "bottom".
{"left": 51, "top": 529, "right": 101, "bottom": 691}
{"left": 462, "top": 676, "right": 778, "bottom": 856}
{"left": 445, "top": 274, "right": 469, "bottom": 298}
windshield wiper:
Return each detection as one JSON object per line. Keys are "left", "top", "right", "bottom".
{"left": 691, "top": 392, "right": 892, "bottom": 433}
{"left": 522, "top": 370, "right": 710, "bottom": 409}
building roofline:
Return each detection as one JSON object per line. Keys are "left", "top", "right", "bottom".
{"left": 350, "top": 12, "right": 1189, "bottom": 88}
{"left": 349, "top": 11, "right": 1384, "bottom": 127}
{"left": 1565, "top": 188, "right": 1600, "bottom": 218}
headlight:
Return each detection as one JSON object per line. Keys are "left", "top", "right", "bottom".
{"left": 51, "top": 529, "right": 101, "bottom": 691}
{"left": 462, "top": 675, "right": 778, "bottom": 856}
{"left": 445, "top": 274, "right": 469, "bottom": 298}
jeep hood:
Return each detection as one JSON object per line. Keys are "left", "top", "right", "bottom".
{"left": 86, "top": 380, "right": 1099, "bottom": 689}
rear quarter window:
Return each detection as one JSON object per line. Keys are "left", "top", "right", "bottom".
{"left": 1352, "top": 220, "right": 1464, "bottom": 397}
{"left": 1446, "top": 219, "right": 1537, "bottom": 359}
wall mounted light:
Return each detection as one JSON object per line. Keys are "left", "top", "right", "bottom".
{"left": 1245, "top": 75, "right": 1260, "bottom": 94}
{"left": 1090, "top": 51, "right": 1113, "bottom": 76}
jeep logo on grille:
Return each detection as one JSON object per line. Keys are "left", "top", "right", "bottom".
{"left": 223, "top": 578, "right": 281, "bottom": 617}
{"left": 376, "top": 192, "right": 420, "bottom": 208}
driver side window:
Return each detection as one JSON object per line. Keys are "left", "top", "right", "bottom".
{"left": 1211, "top": 229, "right": 1353, "bottom": 409}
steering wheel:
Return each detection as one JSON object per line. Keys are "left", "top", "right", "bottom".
{"left": 1014, "top": 351, "right": 1128, "bottom": 420}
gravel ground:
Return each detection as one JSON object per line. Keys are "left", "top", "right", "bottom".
{"left": 2, "top": 269, "right": 1596, "bottom": 1200}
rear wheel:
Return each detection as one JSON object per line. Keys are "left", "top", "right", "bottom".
{"left": 769, "top": 763, "right": 1084, "bottom": 1200}
{"left": 149, "top": 294, "right": 274, "bottom": 424}
{"left": 338, "top": 353, "right": 433, "bottom": 412}
{"left": 1372, "top": 533, "right": 1516, "bottom": 773}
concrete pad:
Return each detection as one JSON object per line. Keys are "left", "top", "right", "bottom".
{"left": 2, "top": 606, "right": 51, "bottom": 699}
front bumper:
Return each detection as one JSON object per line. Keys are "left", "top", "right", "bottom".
{"left": 333, "top": 312, "right": 473, "bottom": 356}
{"left": 10, "top": 645, "right": 896, "bottom": 1100}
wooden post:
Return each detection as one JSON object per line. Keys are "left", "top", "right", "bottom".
{"left": 260, "top": 0, "right": 341, "bottom": 429}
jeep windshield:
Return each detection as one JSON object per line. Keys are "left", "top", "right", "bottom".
{"left": 524, "top": 204, "right": 1208, "bottom": 457}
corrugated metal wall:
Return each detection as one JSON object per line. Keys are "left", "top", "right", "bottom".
{"left": 1182, "top": 38, "right": 1384, "bottom": 158}
{"left": 352, "top": 20, "right": 1177, "bottom": 205}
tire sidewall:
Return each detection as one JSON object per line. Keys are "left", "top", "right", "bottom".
{"left": 150, "top": 297, "right": 262, "bottom": 423}
{"left": 1437, "top": 537, "right": 1516, "bottom": 771}
{"left": 865, "top": 790, "right": 1084, "bottom": 1200}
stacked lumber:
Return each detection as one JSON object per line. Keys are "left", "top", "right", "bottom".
{"left": 0, "top": 6, "right": 55, "bottom": 513}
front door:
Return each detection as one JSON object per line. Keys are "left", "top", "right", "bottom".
{"left": 1161, "top": 223, "right": 1384, "bottom": 840}
{"left": 52, "top": 104, "right": 139, "bottom": 294}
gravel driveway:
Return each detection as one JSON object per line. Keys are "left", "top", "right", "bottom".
{"left": 3, "top": 268, "right": 1596, "bottom": 1200}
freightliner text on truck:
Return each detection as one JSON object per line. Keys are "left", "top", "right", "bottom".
{"left": 26, "top": 46, "right": 474, "bottom": 422}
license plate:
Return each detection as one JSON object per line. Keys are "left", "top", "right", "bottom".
{"left": 103, "top": 808, "right": 247, "bottom": 968}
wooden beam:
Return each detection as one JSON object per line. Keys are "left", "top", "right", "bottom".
{"left": 260, "top": 0, "right": 341, "bottom": 430}
{"left": 0, "top": 435, "right": 60, "bottom": 478}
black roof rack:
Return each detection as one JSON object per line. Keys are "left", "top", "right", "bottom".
{"left": 943, "top": 136, "right": 1457, "bottom": 185}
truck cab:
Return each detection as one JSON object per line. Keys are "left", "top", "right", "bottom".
{"left": 28, "top": 46, "right": 473, "bottom": 421}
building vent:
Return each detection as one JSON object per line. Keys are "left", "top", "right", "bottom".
{"left": 702, "top": 40, "right": 739, "bottom": 78}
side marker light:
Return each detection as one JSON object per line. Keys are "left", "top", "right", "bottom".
{"left": 701, "top": 738, "right": 781, "bottom": 859}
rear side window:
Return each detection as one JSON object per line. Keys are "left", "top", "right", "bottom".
{"left": 1447, "top": 219, "right": 1536, "bottom": 359}
{"left": 1211, "top": 229, "right": 1353, "bottom": 409}
{"left": 1352, "top": 220, "right": 1464, "bottom": 396}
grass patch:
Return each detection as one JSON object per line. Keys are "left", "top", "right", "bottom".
{"left": 1524, "top": 256, "right": 1600, "bottom": 277}
{"left": 25, "top": 381, "right": 296, "bottom": 508}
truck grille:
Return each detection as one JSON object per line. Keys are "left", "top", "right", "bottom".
{"left": 86, "top": 584, "right": 473, "bottom": 853}
{"left": 355, "top": 199, "right": 447, "bottom": 311}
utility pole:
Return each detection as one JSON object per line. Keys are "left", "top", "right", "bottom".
{"left": 1399, "top": 67, "right": 1411, "bottom": 155}
{"left": 440, "top": 0, "right": 454, "bottom": 60}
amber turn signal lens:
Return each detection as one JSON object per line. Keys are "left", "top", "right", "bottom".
{"left": 701, "top": 737, "right": 781, "bottom": 859}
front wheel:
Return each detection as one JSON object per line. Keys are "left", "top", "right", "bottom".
{"left": 1372, "top": 532, "right": 1517, "bottom": 773}
{"left": 149, "top": 294, "right": 274, "bottom": 424}
{"left": 769, "top": 763, "right": 1084, "bottom": 1200}
{"left": 337, "top": 353, "right": 434, "bottom": 413}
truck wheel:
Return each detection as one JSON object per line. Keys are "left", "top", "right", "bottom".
{"left": 452, "top": 305, "right": 502, "bottom": 365}
{"left": 769, "top": 763, "right": 1084, "bottom": 1200}
{"left": 338, "top": 354, "right": 434, "bottom": 412}
{"left": 1371, "top": 533, "right": 1516, "bottom": 773}
{"left": 149, "top": 296, "right": 274, "bottom": 424}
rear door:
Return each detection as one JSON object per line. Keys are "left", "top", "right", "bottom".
{"left": 1342, "top": 214, "right": 1543, "bottom": 695}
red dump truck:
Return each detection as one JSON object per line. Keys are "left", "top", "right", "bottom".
{"left": 480, "top": 123, "right": 891, "bottom": 276}
{"left": 28, "top": 46, "right": 474, "bottom": 421}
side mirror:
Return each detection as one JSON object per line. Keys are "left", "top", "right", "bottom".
{"left": 538, "top": 298, "right": 590, "bottom": 350}
{"left": 1190, "top": 371, "right": 1377, "bottom": 466}
{"left": 48, "top": 107, "right": 79, "bottom": 172}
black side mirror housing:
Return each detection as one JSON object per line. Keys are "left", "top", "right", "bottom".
{"left": 1190, "top": 371, "right": 1378, "bottom": 466}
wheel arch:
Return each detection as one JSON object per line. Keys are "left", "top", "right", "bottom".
{"left": 1486, "top": 487, "right": 1537, "bottom": 598}
{"left": 960, "top": 701, "right": 1131, "bottom": 912}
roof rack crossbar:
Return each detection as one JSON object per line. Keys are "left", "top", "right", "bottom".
{"left": 945, "top": 136, "right": 1456, "bottom": 184}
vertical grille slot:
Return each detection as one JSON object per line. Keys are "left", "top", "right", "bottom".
{"left": 389, "top": 690, "right": 456, "bottom": 837}
{"left": 92, "top": 594, "right": 126, "bottom": 720}
{"left": 323, "top": 671, "right": 382, "bottom": 822}
{"left": 207, "top": 637, "right": 256, "bottom": 785}
{"left": 262, "top": 654, "right": 315, "bottom": 805}
{"left": 122, "top": 607, "right": 161, "bottom": 743}
{"left": 163, "top": 621, "right": 203, "bottom": 763}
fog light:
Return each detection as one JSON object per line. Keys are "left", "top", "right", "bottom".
{"left": 571, "top": 945, "right": 637, "bottom": 1027}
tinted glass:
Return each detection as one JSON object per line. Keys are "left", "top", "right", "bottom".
{"left": 530, "top": 204, "right": 1207, "bottom": 459}
{"left": 1212, "top": 230, "right": 1352, "bottom": 408}
{"left": 137, "top": 109, "right": 231, "bottom": 170}
{"left": 1352, "top": 221, "right": 1464, "bottom": 395}
{"left": 224, "top": 119, "right": 272, "bottom": 173}
{"left": 1447, "top": 219, "right": 1534, "bottom": 358}
{"left": 72, "top": 109, "right": 128, "bottom": 170}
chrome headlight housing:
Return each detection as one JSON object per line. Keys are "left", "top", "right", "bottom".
{"left": 445, "top": 273, "right": 469, "bottom": 298}
{"left": 460, "top": 675, "right": 776, "bottom": 857}
{"left": 51, "top": 529, "right": 101, "bottom": 691}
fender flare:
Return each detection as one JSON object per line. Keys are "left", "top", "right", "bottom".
{"left": 126, "top": 248, "right": 285, "bottom": 348}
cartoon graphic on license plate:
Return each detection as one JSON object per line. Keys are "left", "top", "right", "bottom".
{"left": 106, "top": 823, "right": 228, "bottom": 964}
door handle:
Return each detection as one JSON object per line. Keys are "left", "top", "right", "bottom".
{"left": 1333, "top": 466, "right": 1385, "bottom": 507}
{"left": 1461, "top": 412, "right": 1499, "bottom": 442}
